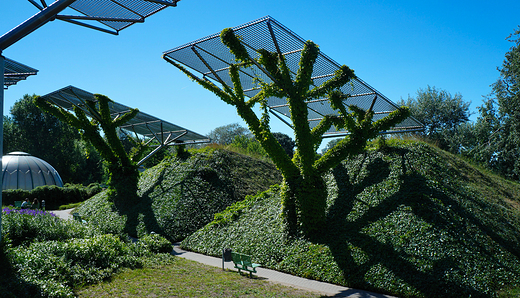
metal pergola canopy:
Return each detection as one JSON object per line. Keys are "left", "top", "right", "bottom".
{"left": 3, "top": 57, "right": 38, "bottom": 89}
{"left": 163, "top": 16, "right": 423, "bottom": 137}
{"left": 40, "top": 86, "right": 210, "bottom": 149}
{"left": 29, "top": 0, "right": 180, "bottom": 35}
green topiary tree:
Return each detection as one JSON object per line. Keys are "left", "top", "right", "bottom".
{"left": 164, "top": 28, "right": 410, "bottom": 237}
{"left": 34, "top": 94, "right": 147, "bottom": 207}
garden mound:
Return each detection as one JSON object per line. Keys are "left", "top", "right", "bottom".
{"left": 181, "top": 140, "right": 520, "bottom": 298}
{"left": 76, "top": 148, "right": 281, "bottom": 241}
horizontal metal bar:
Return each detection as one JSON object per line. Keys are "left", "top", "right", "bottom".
{"left": 144, "top": 0, "right": 180, "bottom": 7}
{"left": 321, "top": 127, "right": 425, "bottom": 139}
{"left": 59, "top": 19, "right": 118, "bottom": 35}
{"left": 4, "top": 72, "right": 38, "bottom": 76}
{"left": 56, "top": 15, "right": 144, "bottom": 23}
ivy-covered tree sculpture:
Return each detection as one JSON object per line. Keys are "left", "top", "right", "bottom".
{"left": 34, "top": 94, "right": 147, "bottom": 206}
{"left": 164, "top": 28, "right": 410, "bottom": 237}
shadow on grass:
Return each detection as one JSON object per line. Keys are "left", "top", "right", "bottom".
{"left": 320, "top": 147, "right": 520, "bottom": 297}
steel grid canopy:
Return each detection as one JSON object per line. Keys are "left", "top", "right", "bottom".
{"left": 26, "top": 0, "right": 180, "bottom": 36}
{"left": 3, "top": 57, "right": 38, "bottom": 89}
{"left": 40, "top": 85, "right": 209, "bottom": 149}
{"left": 163, "top": 16, "right": 423, "bottom": 137}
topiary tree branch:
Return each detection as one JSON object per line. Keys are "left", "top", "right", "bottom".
{"left": 164, "top": 27, "right": 410, "bottom": 237}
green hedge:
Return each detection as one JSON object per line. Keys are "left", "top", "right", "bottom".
{"left": 2, "top": 183, "right": 102, "bottom": 210}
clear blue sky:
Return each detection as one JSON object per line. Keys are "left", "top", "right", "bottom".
{"left": 2, "top": 0, "right": 519, "bottom": 140}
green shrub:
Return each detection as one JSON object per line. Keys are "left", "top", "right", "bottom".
{"left": 137, "top": 233, "right": 173, "bottom": 254}
{"left": 9, "top": 234, "right": 141, "bottom": 296}
{"left": 2, "top": 208, "right": 95, "bottom": 247}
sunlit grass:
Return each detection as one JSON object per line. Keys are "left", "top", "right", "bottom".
{"left": 76, "top": 257, "right": 324, "bottom": 298}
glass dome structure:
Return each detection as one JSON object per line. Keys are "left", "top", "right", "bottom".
{"left": 2, "top": 152, "right": 64, "bottom": 191}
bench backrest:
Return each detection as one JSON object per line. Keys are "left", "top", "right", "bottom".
{"left": 231, "top": 252, "right": 242, "bottom": 264}
{"left": 231, "top": 252, "right": 253, "bottom": 266}
{"left": 14, "top": 201, "right": 22, "bottom": 207}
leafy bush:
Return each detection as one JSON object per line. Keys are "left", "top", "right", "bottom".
{"left": 1, "top": 209, "right": 174, "bottom": 298}
{"left": 182, "top": 140, "right": 520, "bottom": 298}
{"left": 2, "top": 207, "right": 95, "bottom": 247}
{"left": 137, "top": 233, "right": 173, "bottom": 254}
{"left": 9, "top": 234, "right": 143, "bottom": 297}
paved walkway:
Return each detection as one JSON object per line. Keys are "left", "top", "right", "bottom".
{"left": 50, "top": 208, "right": 74, "bottom": 220}
{"left": 172, "top": 244, "right": 396, "bottom": 298}
{"left": 52, "top": 209, "right": 395, "bottom": 297}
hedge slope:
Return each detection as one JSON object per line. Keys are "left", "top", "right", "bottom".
{"left": 182, "top": 140, "right": 520, "bottom": 298}
{"left": 76, "top": 148, "right": 281, "bottom": 241}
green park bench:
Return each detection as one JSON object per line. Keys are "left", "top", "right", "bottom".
{"left": 73, "top": 213, "right": 86, "bottom": 223}
{"left": 230, "top": 251, "right": 261, "bottom": 277}
{"left": 14, "top": 201, "right": 22, "bottom": 208}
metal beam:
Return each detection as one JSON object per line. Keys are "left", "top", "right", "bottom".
{"left": 56, "top": 15, "right": 145, "bottom": 23}
{"left": 144, "top": 0, "right": 180, "bottom": 6}
{"left": 0, "top": 0, "right": 77, "bottom": 51}
{"left": 58, "top": 19, "right": 118, "bottom": 35}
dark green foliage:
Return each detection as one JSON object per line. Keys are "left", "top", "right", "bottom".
{"left": 4, "top": 94, "right": 103, "bottom": 184}
{"left": 2, "top": 211, "right": 94, "bottom": 247}
{"left": 398, "top": 86, "right": 471, "bottom": 155}
{"left": 272, "top": 132, "right": 295, "bottom": 158}
{"left": 137, "top": 233, "right": 173, "bottom": 254}
{"left": 182, "top": 140, "right": 520, "bottom": 298}
{"left": 35, "top": 93, "right": 152, "bottom": 236}
{"left": 2, "top": 183, "right": 102, "bottom": 210}
{"left": 1, "top": 208, "right": 174, "bottom": 297}
{"left": 207, "top": 123, "right": 251, "bottom": 145}
{"left": 488, "top": 27, "right": 520, "bottom": 180}
{"left": 400, "top": 86, "right": 471, "bottom": 136}
{"left": 76, "top": 148, "right": 281, "bottom": 242}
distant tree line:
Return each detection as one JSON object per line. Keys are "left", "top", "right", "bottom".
{"left": 395, "top": 27, "right": 520, "bottom": 181}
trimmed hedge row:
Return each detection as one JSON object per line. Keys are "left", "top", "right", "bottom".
{"left": 2, "top": 183, "right": 102, "bottom": 210}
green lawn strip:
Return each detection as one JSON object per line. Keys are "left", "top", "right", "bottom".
{"left": 75, "top": 257, "right": 322, "bottom": 298}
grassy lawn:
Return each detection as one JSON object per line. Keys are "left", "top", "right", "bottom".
{"left": 76, "top": 257, "right": 324, "bottom": 298}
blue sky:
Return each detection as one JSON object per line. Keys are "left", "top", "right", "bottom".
{"left": 1, "top": 0, "right": 519, "bottom": 140}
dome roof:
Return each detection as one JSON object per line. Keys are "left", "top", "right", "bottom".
{"left": 2, "top": 152, "right": 64, "bottom": 191}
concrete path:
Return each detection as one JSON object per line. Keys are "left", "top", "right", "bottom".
{"left": 50, "top": 208, "right": 74, "bottom": 220}
{"left": 172, "top": 243, "right": 396, "bottom": 298}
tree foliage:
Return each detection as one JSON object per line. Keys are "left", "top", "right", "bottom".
{"left": 399, "top": 86, "right": 471, "bottom": 153}
{"left": 488, "top": 27, "right": 520, "bottom": 180}
{"left": 207, "top": 123, "right": 251, "bottom": 145}
{"left": 3, "top": 94, "right": 103, "bottom": 184}
{"left": 164, "top": 28, "right": 410, "bottom": 237}
{"left": 34, "top": 94, "right": 146, "bottom": 197}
